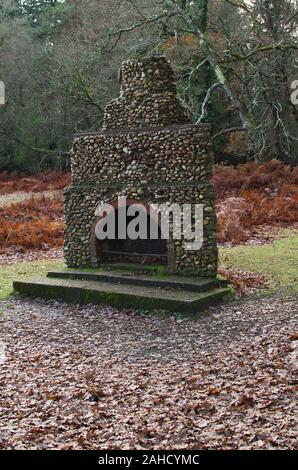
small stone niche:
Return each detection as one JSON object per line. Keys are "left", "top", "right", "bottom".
{"left": 64, "top": 56, "right": 218, "bottom": 277}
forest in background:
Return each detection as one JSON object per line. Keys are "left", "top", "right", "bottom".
{"left": 0, "top": 0, "right": 298, "bottom": 173}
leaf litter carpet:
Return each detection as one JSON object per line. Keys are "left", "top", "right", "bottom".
{"left": 0, "top": 296, "right": 297, "bottom": 450}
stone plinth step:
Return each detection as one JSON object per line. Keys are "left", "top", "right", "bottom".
{"left": 13, "top": 276, "right": 231, "bottom": 314}
{"left": 47, "top": 270, "right": 225, "bottom": 293}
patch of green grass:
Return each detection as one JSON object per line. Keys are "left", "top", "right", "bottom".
{"left": 0, "top": 259, "right": 64, "bottom": 300}
{"left": 219, "top": 229, "right": 298, "bottom": 295}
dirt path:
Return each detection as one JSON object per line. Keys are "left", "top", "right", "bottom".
{"left": 0, "top": 294, "right": 297, "bottom": 450}
{"left": 0, "top": 190, "right": 61, "bottom": 208}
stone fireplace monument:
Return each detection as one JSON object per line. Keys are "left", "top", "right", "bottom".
{"left": 64, "top": 56, "right": 218, "bottom": 277}
{"left": 14, "top": 56, "right": 230, "bottom": 313}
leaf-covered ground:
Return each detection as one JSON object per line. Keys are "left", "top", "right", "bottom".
{"left": 0, "top": 295, "right": 297, "bottom": 450}
{"left": 0, "top": 166, "right": 297, "bottom": 449}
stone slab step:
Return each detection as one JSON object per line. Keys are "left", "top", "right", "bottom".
{"left": 47, "top": 270, "right": 223, "bottom": 293}
{"left": 13, "top": 277, "right": 231, "bottom": 314}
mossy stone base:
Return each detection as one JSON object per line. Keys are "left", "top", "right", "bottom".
{"left": 13, "top": 269, "right": 232, "bottom": 314}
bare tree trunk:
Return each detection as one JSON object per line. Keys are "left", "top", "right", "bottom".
{"left": 164, "top": 0, "right": 254, "bottom": 131}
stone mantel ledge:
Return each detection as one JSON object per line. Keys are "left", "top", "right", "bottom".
{"left": 73, "top": 123, "right": 211, "bottom": 139}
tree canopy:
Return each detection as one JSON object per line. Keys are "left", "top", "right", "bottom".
{"left": 0, "top": 0, "right": 297, "bottom": 172}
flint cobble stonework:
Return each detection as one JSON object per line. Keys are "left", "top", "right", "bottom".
{"left": 64, "top": 56, "right": 218, "bottom": 277}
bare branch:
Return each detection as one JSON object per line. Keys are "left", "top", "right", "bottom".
{"left": 75, "top": 70, "right": 103, "bottom": 113}
{"left": 286, "top": 9, "right": 298, "bottom": 24}
{"left": 0, "top": 124, "right": 56, "bottom": 155}
{"left": 228, "top": 42, "right": 298, "bottom": 62}
{"left": 163, "top": 0, "right": 253, "bottom": 130}
{"left": 196, "top": 82, "right": 222, "bottom": 124}
{"left": 125, "top": 0, "right": 147, "bottom": 20}
{"left": 223, "top": 0, "right": 252, "bottom": 14}
{"left": 104, "top": 11, "right": 175, "bottom": 50}
{"left": 212, "top": 127, "right": 248, "bottom": 140}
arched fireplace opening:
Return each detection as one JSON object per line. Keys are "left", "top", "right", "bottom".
{"left": 90, "top": 200, "right": 170, "bottom": 268}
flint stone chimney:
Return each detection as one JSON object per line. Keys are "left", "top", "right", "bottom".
{"left": 64, "top": 56, "right": 218, "bottom": 277}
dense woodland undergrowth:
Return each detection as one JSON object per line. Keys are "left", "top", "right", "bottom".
{"left": 0, "top": 160, "right": 297, "bottom": 253}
